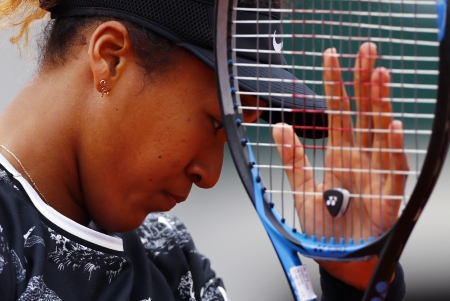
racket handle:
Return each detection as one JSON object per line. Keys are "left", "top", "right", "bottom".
{"left": 264, "top": 224, "right": 317, "bottom": 301}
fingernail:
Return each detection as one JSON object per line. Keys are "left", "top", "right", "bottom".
{"left": 391, "top": 120, "right": 403, "bottom": 130}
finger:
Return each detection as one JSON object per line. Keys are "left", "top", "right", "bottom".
{"left": 384, "top": 120, "right": 409, "bottom": 197}
{"left": 272, "top": 123, "right": 315, "bottom": 193}
{"left": 273, "top": 124, "right": 320, "bottom": 235}
{"left": 376, "top": 120, "right": 409, "bottom": 232}
{"left": 323, "top": 48, "right": 354, "bottom": 147}
{"left": 354, "top": 42, "right": 377, "bottom": 148}
{"left": 369, "top": 67, "right": 392, "bottom": 170}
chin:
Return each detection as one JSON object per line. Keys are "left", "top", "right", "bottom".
{"left": 88, "top": 197, "right": 172, "bottom": 233}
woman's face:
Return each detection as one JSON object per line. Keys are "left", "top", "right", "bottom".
{"left": 79, "top": 51, "right": 254, "bottom": 232}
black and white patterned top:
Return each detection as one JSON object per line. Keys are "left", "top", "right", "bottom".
{"left": 0, "top": 153, "right": 406, "bottom": 301}
{"left": 0, "top": 154, "right": 227, "bottom": 301}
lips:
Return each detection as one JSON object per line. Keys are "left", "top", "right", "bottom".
{"left": 165, "top": 192, "right": 187, "bottom": 208}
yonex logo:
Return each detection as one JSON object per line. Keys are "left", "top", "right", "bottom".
{"left": 272, "top": 30, "right": 283, "bottom": 52}
{"left": 326, "top": 196, "right": 338, "bottom": 207}
{"left": 324, "top": 188, "right": 350, "bottom": 218}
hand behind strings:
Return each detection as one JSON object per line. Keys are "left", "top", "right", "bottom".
{"left": 272, "top": 42, "right": 409, "bottom": 290}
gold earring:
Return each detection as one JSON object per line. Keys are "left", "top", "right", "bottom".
{"left": 100, "top": 80, "right": 109, "bottom": 97}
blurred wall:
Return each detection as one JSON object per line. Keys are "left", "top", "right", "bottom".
{"left": 1, "top": 26, "right": 449, "bottom": 301}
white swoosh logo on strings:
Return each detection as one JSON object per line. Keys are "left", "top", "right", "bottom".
{"left": 272, "top": 30, "right": 283, "bottom": 52}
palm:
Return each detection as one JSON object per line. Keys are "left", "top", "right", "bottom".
{"left": 318, "top": 142, "right": 394, "bottom": 241}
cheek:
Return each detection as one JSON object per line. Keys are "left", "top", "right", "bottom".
{"left": 217, "top": 130, "right": 227, "bottom": 143}
{"left": 132, "top": 125, "right": 202, "bottom": 180}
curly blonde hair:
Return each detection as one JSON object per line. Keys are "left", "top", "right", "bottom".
{"left": 0, "top": 0, "right": 57, "bottom": 46}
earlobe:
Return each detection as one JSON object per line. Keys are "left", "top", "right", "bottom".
{"left": 88, "top": 21, "right": 133, "bottom": 96}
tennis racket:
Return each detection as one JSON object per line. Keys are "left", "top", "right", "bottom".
{"left": 215, "top": 0, "right": 450, "bottom": 300}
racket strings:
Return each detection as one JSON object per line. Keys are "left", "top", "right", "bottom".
{"left": 242, "top": 118, "right": 434, "bottom": 137}
{"left": 233, "top": 7, "right": 437, "bottom": 18}
{"left": 238, "top": 93, "right": 437, "bottom": 105}
{"left": 234, "top": 77, "right": 438, "bottom": 90}
{"left": 234, "top": 50, "right": 439, "bottom": 61}
{"left": 235, "top": 19, "right": 438, "bottom": 33}
{"left": 233, "top": 0, "right": 438, "bottom": 244}
{"left": 235, "top": 64, "right": 440, "bottom": 76}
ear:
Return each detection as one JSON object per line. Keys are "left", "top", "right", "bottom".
{"left": 88, "top": 21, "right": 133, "bottom": 95}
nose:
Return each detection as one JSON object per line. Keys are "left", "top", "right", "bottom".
{"left": 185, "top": 139, "right": 225, "bottom": 189}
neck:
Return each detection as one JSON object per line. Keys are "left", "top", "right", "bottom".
{"left": 0, "top": 64, "right": 95, "bottom": 226}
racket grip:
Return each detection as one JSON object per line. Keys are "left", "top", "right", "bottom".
{"left": 264, "top": 224, "right": 317, "bottom": 301}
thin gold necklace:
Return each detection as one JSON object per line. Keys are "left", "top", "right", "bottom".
{"left": 0, "top": 145, "right": 49, "bottom": 205}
